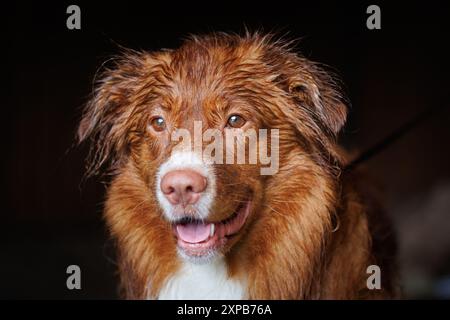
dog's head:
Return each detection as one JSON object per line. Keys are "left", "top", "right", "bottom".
{"left": 78, "top": 33, "right": 347, "bottom": 264}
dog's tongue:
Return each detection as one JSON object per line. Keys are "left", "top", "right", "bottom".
{"left": 176, "top": 222, "right": 211, "bottom": 243}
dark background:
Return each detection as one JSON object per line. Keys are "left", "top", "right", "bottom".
{"left": 4, "top": 1, "right": 450, "bottom": 299}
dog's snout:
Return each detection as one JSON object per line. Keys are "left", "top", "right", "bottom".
{"left": 160, "top": 170, "right": 207, "bottom": 205}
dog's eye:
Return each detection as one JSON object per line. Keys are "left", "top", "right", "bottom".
{"left": 227, "top": 114, "right": 246, "bottom": 128}
{"left": 150, "top": 116, "right": 166, "bottom": 132}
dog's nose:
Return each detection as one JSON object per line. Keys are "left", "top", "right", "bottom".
{"left": 160, "top": 170, "right": 207, "bottom": 205}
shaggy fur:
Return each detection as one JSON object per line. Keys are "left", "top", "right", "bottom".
{"left": 78, "top": 32, "right": 397, "bottom": 299}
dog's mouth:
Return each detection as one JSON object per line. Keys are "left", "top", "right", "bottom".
{"left": 172, "top": 200, "right": 252, "bottom": 257}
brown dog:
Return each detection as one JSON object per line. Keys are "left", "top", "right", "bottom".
{"left": 78, "top": 33, "right": 397, "bottom": 299}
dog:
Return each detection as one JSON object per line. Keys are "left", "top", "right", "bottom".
{"left": 78, "top": 33, "right": 397, "bottom": 299}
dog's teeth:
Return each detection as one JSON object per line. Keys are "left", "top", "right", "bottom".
{"left": 210, "top": 224, "right": 215, "bottom": 237}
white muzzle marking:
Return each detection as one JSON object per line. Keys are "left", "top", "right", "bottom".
{"left": 156, "top": 151, "right": 216, "bottom": 221}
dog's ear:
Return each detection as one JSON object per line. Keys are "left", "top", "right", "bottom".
{"left": 273, "top": 55, "right": 348, "bottom": 138}
{"left": 78, "top": 52, "right": 152, "bottom": 176}
{"left": 287, "top": 75, "right": 347, "bottom": 137}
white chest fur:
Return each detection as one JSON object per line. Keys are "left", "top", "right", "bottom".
{"left": 157, "top": 258, "right": 245, "bottom": 300}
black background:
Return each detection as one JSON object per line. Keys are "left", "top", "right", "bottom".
{"left": 4, "top": 1, "right": 450, "bottom": 299}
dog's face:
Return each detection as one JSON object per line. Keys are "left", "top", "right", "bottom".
{"left": 78, "top": 34, "right": 347, "bottom": 264}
